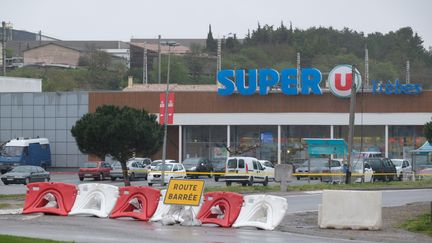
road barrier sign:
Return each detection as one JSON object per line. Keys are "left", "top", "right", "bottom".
{"left": 164, "top": 179, "right": 205, "bottom": 206}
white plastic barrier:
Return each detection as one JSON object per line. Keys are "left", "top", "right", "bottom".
{"left": 150, "top": 189, "right": 202, "bottom": 225}
{"left": 318, "top": 190, "right": 382, "bottom": 230}
{"left": 232, "top": 195, "right": 288, "bottom": 230}
{"left": 69, "top": 183, "right": 119, "bottom": 218}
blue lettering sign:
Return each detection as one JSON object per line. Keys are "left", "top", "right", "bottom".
{"left": 280, "top": 68, "right": 298, "bottom": 95}
{"left": 217, "top": 68, "right": 322, "bottom": 96}
{"left": 372, "top": 80, "right": 422, "bottom": 95}
{"left": 301, "top": 68, "right": 322, "bottom": 95}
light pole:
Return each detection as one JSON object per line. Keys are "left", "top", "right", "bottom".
{"left": 161, "top": 41, "right": 179, "bottom": 186}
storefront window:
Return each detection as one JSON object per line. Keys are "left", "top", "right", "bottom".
{"left": 281, "top": 125, "right": 330, "bottom": 163}
{"left": 388, "top": 126, "right": 425, "bottom": 159}
{"left": 334, "top": 125, "right": 385, "bottom": 154}
{"left": 182, "top": 126, "right": 227, "bottom": 162}
{"left": 230, "top": 125, "right": 277, "bottom": 162}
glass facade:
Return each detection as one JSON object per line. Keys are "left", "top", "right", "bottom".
{"left": 281, "top": 125, "right": 330, "bottom": 163}
{"left": 334, "top": 125, "right": 385, "bottom": 154}
{"left": 0, "top": 92, "right": 88, "bottom": 167}
{"left": 230, "top": 125, "right": 278, "bottom": 162}
{"left": 182, "top": 126, "right": 227, "bottom": 162}
{"left": 388, "top": 126, "right": 425, "bottom": 159}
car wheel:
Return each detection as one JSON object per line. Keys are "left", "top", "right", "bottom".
{"left": 111, "top": 177, "right": 116, "bottom": 181}
{"left": 296, "top": 176, "right": 300, "bottom": 180}
{"left": 263, "top": 177, "right": 269, "bottom": 186}
{"left": 226, "top": 181, "right": 232, "bottom": 187}
{"left": 242, "top": 182, "right": 247, "bottom": 187}
{"left": 399, "top": 173, "right": 403, "bottom": 181}
{"left": 130, "top": 173, "right": 136, "bottom": 181}
{"left": 3, "top": 181, "right": 9, "bottom": 185}
{"left": 24, "top": 178, "right": 30, "bottom": 185}
{"left": 148, "top": 183, "right": 153, "bottom": 187}
{"left": 79, "top": 177, "right": 84, "bottom": 181}
{"left": 247, "top": 176, "right": 254, "bottom": 186}
{"left": 214, "top": 176, "right": 219, "bottom": 182}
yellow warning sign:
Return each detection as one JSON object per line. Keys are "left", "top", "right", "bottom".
{"left": 164, "top": 179, "right": 205, "bottom": 206}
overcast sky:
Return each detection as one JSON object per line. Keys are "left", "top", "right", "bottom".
{"left": 2, "top": 0, "right": 432, "bottom": 48}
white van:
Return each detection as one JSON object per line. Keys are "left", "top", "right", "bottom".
{"left": 225, "top": 157, "right": 269, "bottom": 186}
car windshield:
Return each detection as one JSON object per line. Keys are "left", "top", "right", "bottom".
{"left": 154, "top": 164, "right": 173, "bottom": 171}
{"left": 151, "top": 162, "right": 161, "bottom": 166}
{"left": 1, "top": 146, "right": 24, "bottom": 157}
{"left": 84, "top": 162, "right": 98, "bottom": 168}
{"left": 182, "top": 158, "right": 201, "bottom": 165}
{"left": 302, "top": 159, "right": 328, "bottom": 167}
{"left": 10, "top": 166, "right": 32, "bottom": 173}
{"left": 391, "top": 160, "right": 403, "bottom": 167}
{"left": 112, "top": 162, "right": 121, "bottom": 168}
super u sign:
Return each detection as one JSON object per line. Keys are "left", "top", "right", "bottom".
{"left": 328, "top": 64, "right": 362, "bottom": 98}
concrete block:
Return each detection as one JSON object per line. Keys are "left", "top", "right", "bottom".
{"left": 318, "top": 190, "right": 382, "bottom": 230}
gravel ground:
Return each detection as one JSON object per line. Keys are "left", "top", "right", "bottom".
{"left": 277, "top": 202, "right": 432, "bottom": 243}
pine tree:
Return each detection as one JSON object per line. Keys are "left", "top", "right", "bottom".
{"left": 205, "top": 24, "right": 217, "bottom": 54}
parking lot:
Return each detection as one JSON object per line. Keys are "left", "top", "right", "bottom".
{"left": 0, "top": 171, "right": 320, "bottom": 195}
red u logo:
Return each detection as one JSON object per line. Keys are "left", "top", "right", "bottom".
{"left": 335, "top": 73, "right": 352, "bottom": 91}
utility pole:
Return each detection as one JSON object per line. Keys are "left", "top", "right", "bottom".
{"left": 365, "top": 46, "right": 369, "bottom": 88}
{"left": 296, "top": 52, "right": 301, "bottom": 91}
{"left": 406, "top": 60, "right": 410, "bottom": 84}
{"left": 161, "top": 41, "right": 178, "bottom": 186}
{"left": 158, "top": 35, "right": 161, "bottom": 84}
{"left": 2, "top": 21, "right": 6, "bottom": 76}
{"left": 217, "top": 38, "right": 221, "bottom": 84}
{"left": 143, "top": 42, "right": 147, "bottom": 84}
{"left": 346, "top": 65, "right": 357, "bottom": 184}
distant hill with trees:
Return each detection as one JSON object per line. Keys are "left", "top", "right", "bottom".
{"left": 6, "top": 24, "right": 432, "bottom": 91}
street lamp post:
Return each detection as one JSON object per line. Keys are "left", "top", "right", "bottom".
{"left": 161, "top": 41, "right": 179, "bottom": 186}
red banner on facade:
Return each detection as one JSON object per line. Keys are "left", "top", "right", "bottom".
{"left": 159, "top": 93, "right": 175, "bottom": 125}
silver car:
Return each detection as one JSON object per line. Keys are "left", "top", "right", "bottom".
{"left": 1, "top": 165, "right": 50, "bottom": 185}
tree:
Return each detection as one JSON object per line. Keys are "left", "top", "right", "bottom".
{"left": 425, "top": 119, "right": 432, "bottom": 143}
{"left": 205, "top": 24, "right": 217, "bottom": 54}
{"left": 71, "top": 105, "right": 163, "bottom": 186}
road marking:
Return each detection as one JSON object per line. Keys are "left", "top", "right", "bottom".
{"left": 22, "top": 214, "right": 43, "bottom": 220}
{"left": 303, "top": 190, "right": 324, "bottom": 194}
{"left": 0, "top": 209, "right": 23, "bottom": 215}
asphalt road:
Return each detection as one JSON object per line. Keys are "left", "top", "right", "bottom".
{"left": 0, "top": 188, "right": 431, "bottom": 242}
{"left": 0, "top": 213, "right": 373, "bottom": 243}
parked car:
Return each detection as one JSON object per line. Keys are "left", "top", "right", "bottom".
{"left": 352, "top": 160, "right": 374, "bottom": 183}
{"left": 364, "top": 158, "right": 397, "bottom": 182}
{"left": 78, "top": 161, "right": 112, "bottom": 181}
{"left": 225, "top": 157, "right": 269, "bottom": 186}
{"left": 295, "top": 158, "right": 329, "bottom": 180}
{"left": 130, "top": 157, "right": 152, "bottom": 168}
{"left": 147, "top": 162, "right": 186, "bottom": 186}
{"left": 258, "top": 160, "right": 275, "bottom": 181}
{"left": 320, "top": 159, "right": 344, "bottom": 183}
{"left": 148, "top": 159, "right": 177, "bottom": 170}
{"left": 182, "top": 157, "right": 213, "bottom": 178}
{"left": 1, "top": 165, "right": 50, "bottom": 185}
{"left": 391, "top": 159, "right": 412, "bottom": 181}
{"left": 110, "top": 160, "right": 148, "bottom": 181}
{"left": 211, "top": 158, "right": 227, "bottom": 182}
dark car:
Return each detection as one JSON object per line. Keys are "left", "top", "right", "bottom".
{"left": 1, "top": 165, "right": 50, "bottom": 185}
{"left": 364, "top": 158, "right": 397, "bottom": 182}
{"left": 78, "top": 161, "right": 112, "bottom": 181}
{"left": 182, "top": 157, "right": 213, "bottom": 178}
{"left": 211, "top": 158, "right": 227, "bottom": 182}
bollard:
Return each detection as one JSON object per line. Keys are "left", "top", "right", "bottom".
{"left": 275, "top": 164, "right": 292, "bottom": 192}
